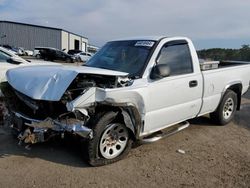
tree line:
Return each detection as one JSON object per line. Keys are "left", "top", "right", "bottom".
{"left": 197, "top": 45, "right": 250, "bottom": 61}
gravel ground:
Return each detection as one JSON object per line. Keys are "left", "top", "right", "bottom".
{"left": 0, "top": 91, "right": 249, "bottom": 188}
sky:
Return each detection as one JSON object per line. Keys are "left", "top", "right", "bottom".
{"left": 0, "top": 0, "right": 250, "bottom": 49}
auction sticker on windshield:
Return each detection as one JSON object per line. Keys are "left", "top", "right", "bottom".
{"left": 135, "top": 41, "right": 155, "bottom": 47}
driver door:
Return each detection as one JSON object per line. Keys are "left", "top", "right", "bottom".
{"left": 144, "top": 40, "right": 203, "bottom": 133}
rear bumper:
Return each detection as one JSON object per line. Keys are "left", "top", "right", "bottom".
{"left": 13, "top": 111, "right": 93, "bottom": 139}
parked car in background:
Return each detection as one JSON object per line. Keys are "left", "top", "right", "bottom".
{"left": 0, "top": 46, "right": 59, "bottom": 83}
{"left": 1, "top": 45, "right": 13, "bottom": 52}
{"left": 10, "top": 47, "right": 23, "bottom": 55}
{"left": 33, "top": 47, "right": 42, "bottom": 58}
{"left": 68, "top": 49, "right": 82, "bottom": 55}
{"left": 39, "top": 47, "right": 75, "bottom": 63}
{"left": 15, "top": 47, "right": 25, "bottom": 56}
{"left": 75, "top": 51, "right": 92, "bottom": 62}
{"left": 24, "top": 50, "right": 33, "bottom": 56}
{"left": 1, "top": 45, "right": 24, "bottom": 55}
{"left": 0, "top": 46, "right": 27, "bottom": 64}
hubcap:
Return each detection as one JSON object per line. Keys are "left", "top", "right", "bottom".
{"left": 223, "top": 98, "right": 234, "bottom": 120}
{"left": 99, "top": 124, "right": 128, "bottom": 159}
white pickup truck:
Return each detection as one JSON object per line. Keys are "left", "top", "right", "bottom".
{"left": 2, "top": 36, "right": 250, "bottom": 166}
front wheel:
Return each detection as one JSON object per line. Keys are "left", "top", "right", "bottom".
{"left": 210, "top": 90, "right": 237, "bottom": 125}
{"left": 87, "top": 112, "right": 132, "bottom": 166}
{"left": 99, "top": 123, "right": 129, "bottom": 159}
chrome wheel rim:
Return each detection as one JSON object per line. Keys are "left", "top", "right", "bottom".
{"left": 223, "top": 98, "right": 234, "bottom": 120}
{"left": 99, "top": 124, "right": 128, "bottom": 159}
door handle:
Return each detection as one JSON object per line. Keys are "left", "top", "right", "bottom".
{"left": 189, "top": 80, "right": 198, "bottom": 88}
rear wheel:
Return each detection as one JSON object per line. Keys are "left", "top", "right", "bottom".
{"left": 87, "top": 112, "right": 132, "bottom": 166}
{"left": 210, "top": 90, "right": 237, "bottom": 125}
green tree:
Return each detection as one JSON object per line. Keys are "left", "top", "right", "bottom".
{"left": 197, "top": 44, "right": 250, "bottom": 61}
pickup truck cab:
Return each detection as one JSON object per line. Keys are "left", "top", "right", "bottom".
{"left": 2, "top": 36, "right": 250, "bottom": 166}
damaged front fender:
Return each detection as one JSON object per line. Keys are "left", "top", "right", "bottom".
{"left": 66, "top": 86, "right": 145, "bottom": 139}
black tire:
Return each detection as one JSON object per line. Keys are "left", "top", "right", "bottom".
{"left": 87, "top": 112, "right": 132, "bottom": 166}
{"left": 65, "top": 58, "right": 71, "bottom": 63}
{"left": 36, "top": 54, "right": 41, "bottom": 59}
{"left": 210, "top": 90, "right": 237, "bottom": 125}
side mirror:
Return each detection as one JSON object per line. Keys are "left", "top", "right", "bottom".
{"left": 7, "top": 57, "right": 22, "bottom": 65}
{"left": 150, "top": 64, "right": 170, "bottom": 79}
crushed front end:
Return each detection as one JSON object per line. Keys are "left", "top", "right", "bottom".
{"left": 1, "top": 82, "right": 93, "bottom": 145}
{"left": 1, "top": 66, "right": 133, "bottom": 145}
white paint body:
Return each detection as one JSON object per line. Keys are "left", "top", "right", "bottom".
{"left": 5, "top": 37, "right": 250, "bottom": 138}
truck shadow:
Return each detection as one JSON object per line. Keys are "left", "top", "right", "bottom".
{"left": 233, "top": 90, "right": 250, "bottom": 129}
{"left": 0, "top": 128, "right": 91, "bottom": 168}
{"left": 190, "top": 105, "right": 250, "bottom": 130}
{"left": 189, "top": 116, "right": 215, "bottom": 126}
{"left": 234, "top": 104, "right": 250, "bottom": 130}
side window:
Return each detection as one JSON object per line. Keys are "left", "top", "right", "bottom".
{"left": 157, "top": 41, "right": 193, "bottom": 76}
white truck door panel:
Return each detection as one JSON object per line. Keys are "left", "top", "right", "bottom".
{"left": 143, "top": 40, "right": 203, "bottom": 134}
{"left": 144, "top": 74, "right": 202, "bottom": 133}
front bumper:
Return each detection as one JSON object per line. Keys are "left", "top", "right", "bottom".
{"left": 12, "top": 111, "right": 93, "bottom": 139}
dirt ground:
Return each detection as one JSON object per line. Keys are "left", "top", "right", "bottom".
{"left": 0, "top": 91, "right": 249, "bottom": 188}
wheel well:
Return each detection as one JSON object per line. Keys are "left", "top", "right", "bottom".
{"left": 227, "top": 84, "right": 242, "bottom": 110}
{"left": 93, "top": 104, "right": 141, "bottom": 140}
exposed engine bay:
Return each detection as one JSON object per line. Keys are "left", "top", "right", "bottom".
{"left": 61, "top": 73, "right": 132, "bottom": 103}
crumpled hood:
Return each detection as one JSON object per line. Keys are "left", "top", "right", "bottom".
{"left": 6, "top": 65, "right": 128, "bottom": 101}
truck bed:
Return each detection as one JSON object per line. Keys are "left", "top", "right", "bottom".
{"left": 198, "top": 61, "right": 250, "bottom": 116}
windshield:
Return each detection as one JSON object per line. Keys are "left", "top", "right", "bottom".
{"left": 85, "top": 40, "right": 156, "bottom": 77}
